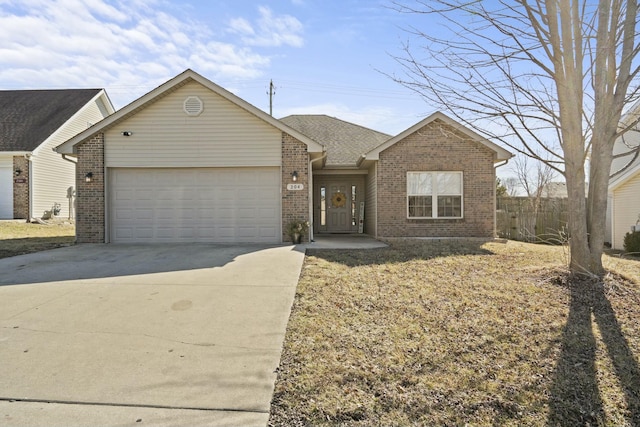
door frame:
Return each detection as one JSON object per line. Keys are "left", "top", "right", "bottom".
{"left": 313, "top": 175, "right": 365, "bottom": 234}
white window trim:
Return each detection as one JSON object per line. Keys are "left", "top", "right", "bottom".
{"left": 407, "top": 171, "right": 464, "bottom": 219}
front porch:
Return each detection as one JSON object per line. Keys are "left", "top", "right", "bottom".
{"left": 305, "top": 233, "right": 387, "bottom": 249}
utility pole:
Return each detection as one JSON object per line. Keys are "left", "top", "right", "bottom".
{"left": 268, "top": 79, "right": 275, "bottom": 116}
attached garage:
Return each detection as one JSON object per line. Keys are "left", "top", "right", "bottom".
{"left": 54, "top": 70, "right": 324, "bottom": 244}
{"left": 109, "top": 167, "right": 280, "bottom": 243}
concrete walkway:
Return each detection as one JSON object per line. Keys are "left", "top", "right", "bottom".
{"left": 0, "top": 243, "right": 305, "bottom": 427}
{"left": 306, "top": 234, "right": 388, "bottom": 249}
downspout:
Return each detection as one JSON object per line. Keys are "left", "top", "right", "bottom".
{"left": 60, "top": 154, "right": 77, "bottom": 220}
{"left": 494, "top": 158, "right": 510, "bottom": 238}
{"left": 494, "top": 159, "right": 509, "bottom": 169}
{"left": 308, "top": 150, "right": 328, "bottom": 242}
{"left": 24, "top": 153, "right": 33, "bottom": 220}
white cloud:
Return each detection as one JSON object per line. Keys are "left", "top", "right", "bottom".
{"left": 0, "top": 0, "right": 302, "bottom": 108}
{"left": 228, "top": 6, "right": 304, "bottom": 48}
{"left": 228, "top": 17, "right": 255, "bottom": 36}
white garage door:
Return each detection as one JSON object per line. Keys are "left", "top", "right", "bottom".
{"left": 0, "top": 161, "right": 13, "bottom": 219}
{"left": 110, "top": 168, "right": 281, "bottom": 243}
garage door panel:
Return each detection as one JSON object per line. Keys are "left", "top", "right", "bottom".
{"left": 200, "top": 190, "right": 216, "bottom": 200}
{"left": 110, "top": 168, "right": 280, "bottom": 243}
{"left": 218, "top": 188, "right": 235, "bottom": 200}
{"left": 156, "top": 208, "right": 175, "bottom": 220}
{"left": 260, "top": 227, "right": 277, "bottom": 238}
{"left": 113, "top": 208, "right": 134, "bottom": 220}
{"left": 259, "top": 207, "right": 277, "bottom": 217}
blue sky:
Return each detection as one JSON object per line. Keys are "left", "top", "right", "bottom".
{"left": 0, "top": 0, "right": 442, "bottom": 135}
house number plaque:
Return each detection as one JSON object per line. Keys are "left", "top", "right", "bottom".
{"left": 287, "top": 183, "right": 304, "bottom": 191}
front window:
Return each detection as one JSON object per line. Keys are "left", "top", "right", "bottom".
{"left": 407, "top": 172, "right": 463, "bottom": 218}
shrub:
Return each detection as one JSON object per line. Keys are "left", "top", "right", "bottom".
{"left": 623, "top": 230, "right": 640, "bottom": 254}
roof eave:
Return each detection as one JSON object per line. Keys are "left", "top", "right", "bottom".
{"left": 0, "top": 151, "right": 31, "bottom": 157}
{"left": 609, "top": 164, "right": 640, "bottom": 191}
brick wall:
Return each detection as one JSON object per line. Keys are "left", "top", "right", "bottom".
{"left": 281, "top": 132, "right": 310, "bottom": 242}
{"left": 13, "top": 156, "right": 29, "bottom": 219}
{"left": 376, "top": 119, "right": 496, "bottom": 238}
{"left": 76, "top": 133, "right": 105, "bottom": 243}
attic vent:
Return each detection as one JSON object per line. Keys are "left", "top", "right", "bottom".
{"left": 183, "top": 96, "right": 203, "bottom": 116}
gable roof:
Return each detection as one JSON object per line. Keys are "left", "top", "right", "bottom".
{"left": 280, "top": 115, "right": 390, "bottom": 167}
{"left": 609, "top": 152, "right": 640, "bottom": 191}
{"left": 609, "top": 103, "right": 640, "bottom": 191}
{"left": 359, "top": 111, "right": 512, "bottom": 166}
{"left": 0, "top": 89, "right": 105, "bottom": 152}
{"left": 56, "top": 69, "right": 325, "bottom": 156}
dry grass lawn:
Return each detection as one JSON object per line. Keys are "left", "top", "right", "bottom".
{"left": 0, "top": 221, "right": 75, "bottom": 259}
{"left": 269, "top": 240, "right": 640, "bottom": 427}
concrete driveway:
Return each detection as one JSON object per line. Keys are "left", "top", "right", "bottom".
{"left": 0, "top": 243, "right": 305, "bottom": 427}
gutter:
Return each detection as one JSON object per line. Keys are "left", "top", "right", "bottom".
{"left": 61, "top": 153, "right": 77, "bottom": 164}
{"left": 494, "top": 159, "right": 510, "bottom": 169}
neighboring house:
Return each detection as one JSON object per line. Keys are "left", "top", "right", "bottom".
{"left": 55, "top": 69, "right": 512, "bottom": 244}
{"left": 0, "top": 89, "right": 115, "bottom": 220}
{"left": 608, "top": 103, "right": 640, "bottom": 249}
{"left": 540, "top": 182, "right": 569, "bottom": 198}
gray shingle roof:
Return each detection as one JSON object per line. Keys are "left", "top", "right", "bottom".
{"left": 280, "top": 115, "right": 390, "bottom": 166}
{"left": 0, "top": 89, "right": 101, "bottom": 152}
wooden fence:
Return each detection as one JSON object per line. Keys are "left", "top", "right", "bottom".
{"left": 496, "top": 197, "right": 570, "bottom": 243}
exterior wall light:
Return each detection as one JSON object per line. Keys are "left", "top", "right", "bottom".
{"left": 121, "top": 131, "right": 133, "bottom": 136}
{"left": 14, "top": 168, "right": 21, "bottom": 176}
{"left": 291, "top": 171, "right": 298, "bottom": 182}
{"left": 85, "top": 172, "right": 94, "bottom": 183}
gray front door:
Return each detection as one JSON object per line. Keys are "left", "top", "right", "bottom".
{"left": 327, "top": 182, "right": 351, "bottom": 232}
{"left": 315, "top": 177, "right": 363, "bottom": 233}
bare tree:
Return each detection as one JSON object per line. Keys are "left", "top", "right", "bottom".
{"left": 512, "top": 154, "right": 558, "bottom": 241}
{"left": 390, "top": 0, "right": 640, "bottom": 276}
{"left": 512, "top": 154, "right": 557, "bottom": 199}
{"left": 502, "top": 177, "right": 522, "bottom": 197}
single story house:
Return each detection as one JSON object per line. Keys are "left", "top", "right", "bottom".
{"left": 0, "top": 89, "right": 114, "bottom": 220}
{"left": 608, "top": 102, "right": 640, "bottom": 250}
{"left": 55, "top": 69, "right": 512, "bottom": 244}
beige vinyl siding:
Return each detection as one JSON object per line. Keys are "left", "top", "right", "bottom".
{"left": 612, "top": 171, "right": 640, "bottom": 250}
{"left": 31, "top": 98, "right": 108, "bottom": 219}
{"left": 105, "top": 81, "right": 281, "bottom": 168}
{"left": 365, "top": 163, "right": 377, "bottom": 237}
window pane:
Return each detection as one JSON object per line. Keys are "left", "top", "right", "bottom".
{"left": 320, "top": 186, "right": 326, "bottom": 226}
{"left": 408, "top": 172, "right": 432, "bottom": 195}
{"left": 437, "top": 196, "right": 462, "bottom": 217}
{"left": 351, "top": 185, "right": 357, "bottom": 226}
{"left": 437, "top": 173, "right": 461, "bottom": 194}
{"left": 408, "top": 196, "right": 433, "bottom": 217}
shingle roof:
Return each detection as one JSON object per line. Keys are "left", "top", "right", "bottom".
{"left": 0, "top": 89, "right": 101, "bottom": 152}
{"left": 280, "top": 115, "right": 391, "bottom": 166}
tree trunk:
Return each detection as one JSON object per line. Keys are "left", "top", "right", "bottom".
{"left": 565, "top": 159, "right": 592, "bottom": 276}
{"left": 586, "top": 132, "right": 615, "bottom": 277}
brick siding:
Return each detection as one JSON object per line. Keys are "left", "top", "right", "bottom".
{"left": 281, "top": 132, "right": 310, "bottom": 242}
{"left": 12, "top": 156, "right": 29, "bottom": 219}
{"left": 76, "top": 133, "right": 105, "bottom": 243}
{"left": 376, "top": 119, "right": 496, "bottom": 238}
